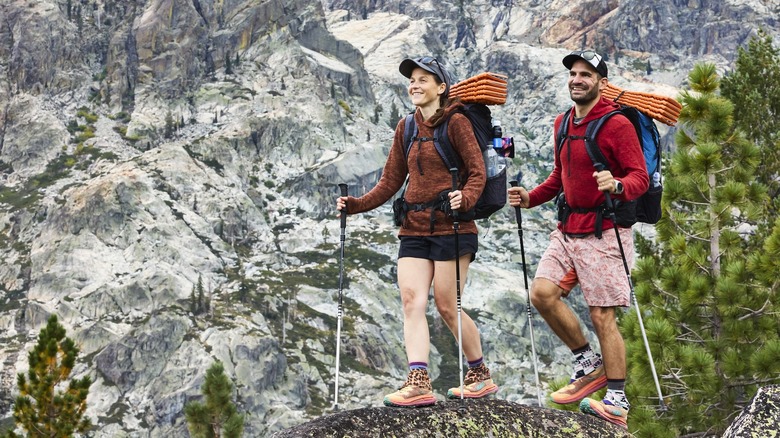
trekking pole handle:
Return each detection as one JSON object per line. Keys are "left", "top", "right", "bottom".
{"left": 449, "top": 168, "right": 459, "bottom": 221}
{"left": 509, "top": 180, "right": 522, "bottom": 224}
{"left": 593, "top": 164, "right": 615, "bottom": 212}
{"left": 338, "top": 184, "right": 348, "bottom": 229}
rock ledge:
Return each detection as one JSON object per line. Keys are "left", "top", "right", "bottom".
{"left": 272, "top": 399, "right": 633, "bottom": 437}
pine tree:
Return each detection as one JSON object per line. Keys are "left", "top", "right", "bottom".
{"left": 388, "top": 102, "right": 401, "bottom": 128}
{"left": 224, "top": 52, "right": 233, "bottom": 75}
{"left": 164, "top": 111, "right": 174, "bottom": 139}
{"left": 10, "top": 315, "right": 92, "bottom": 437}
{"left": 185, "top": 361, "right": 244, "bottom": 438}
{"left": 190, "top": 288, "right": 198, "bottom": 314}
{"left": 196, "top": 274, "right": 205, "bottom": 314}
{"left": 624, "top": 63, "right": 779, "bottom": 436}
{"left": 721, "top": 28, "right": 780, "bottom": 223}
{"left": 76, "top": 6, "right": 82, "bottom": 35}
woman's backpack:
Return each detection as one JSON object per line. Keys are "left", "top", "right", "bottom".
{"left": 401, "top": 103, "right": 507, "bottom": 221}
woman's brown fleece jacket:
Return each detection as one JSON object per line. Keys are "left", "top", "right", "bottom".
{"left": 346, "top": 102, "right": 486, "bottom": 236}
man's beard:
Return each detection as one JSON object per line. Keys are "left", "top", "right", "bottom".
{"left": 570, "top": 86, "right": 599, "bottom": 104}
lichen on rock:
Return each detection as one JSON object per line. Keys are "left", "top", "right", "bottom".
{"left": 272, "top": 399, "right": 634, "bottom": 437}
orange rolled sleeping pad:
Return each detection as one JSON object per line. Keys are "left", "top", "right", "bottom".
{"left": 603, "top": 83, "right": 681, "bottom": 126}
{"left": 449, "top": 72, "right": 508, "bottom": 105}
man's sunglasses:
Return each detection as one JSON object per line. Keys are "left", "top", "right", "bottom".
{"left": 574, "top": 50, "right": 602, "bottom": 64}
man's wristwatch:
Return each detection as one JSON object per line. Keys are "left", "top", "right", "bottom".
{"left": 614, "top": 179, "right": 624, "bottom": 195}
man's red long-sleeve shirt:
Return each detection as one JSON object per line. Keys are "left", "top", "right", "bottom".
{"left": 529, "top": 97, "right": 649, "bottom": 234}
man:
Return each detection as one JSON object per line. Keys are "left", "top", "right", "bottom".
{"left": 508, "top": 50, "right": 648, "bottom": 428}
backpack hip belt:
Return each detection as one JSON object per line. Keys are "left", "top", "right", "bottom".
{"left": 402, "top": 190, "right": 453, "bottom": 233}
{"left": 557, "top": 194, "right": 606, "bottom": 239}
{"left": 557, "top": 192, "right": 635, "bottom": 239}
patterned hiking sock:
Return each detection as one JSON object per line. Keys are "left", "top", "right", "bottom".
{"left": 409, "top": 362, "right": 428, "bottom": 371}
{"left": 569, "top": 361, "right": 585, "bottom": 382}
{"left": 467, "top": 356, "right": 484, "bottom": 368}
{"left": 463, "top": 363, "right": 492, "bottom": 386}
{"left": 605, "top": 389, "right": 631, "bottom": 410}
{"left": 572, "top": 344, "right": 600, "bottom": 377}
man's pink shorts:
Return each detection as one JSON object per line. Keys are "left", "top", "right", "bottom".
{"left": 535, "top": 228, "right": 633, "bottom": 307}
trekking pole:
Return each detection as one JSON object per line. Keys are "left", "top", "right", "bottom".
{"left": 509, "top": 180, "right": 543, "bottom": 407}
{"left": 596, "top": 165, "right": 666, "bottom": 411}
{"left": 334, "top": 183, "right": 348, "bottom": 411}
{"left": 449, "top": 168, "right": 465, "bottom": 410}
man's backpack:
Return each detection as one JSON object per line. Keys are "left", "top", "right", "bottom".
{"left": 401, "top": 103, "right": 507, "bottom": 221}
{"left": 555, "top": 104, "right": 663, "bottom": 226}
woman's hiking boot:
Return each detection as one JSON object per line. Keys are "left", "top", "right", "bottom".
{"left": 550, "top": 364, "right": 607, "bottom": 404}
{"left": 579, "top": 390, "right": 630, "bottom": 429}
{"left": 383, "top": 369, "right": 436, "bottom": 407}
{"left": 446, "top": 363, "right": 499, "bottom": 399}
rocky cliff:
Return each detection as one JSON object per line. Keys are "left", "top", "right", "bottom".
{"left": 0, "top": 0, "right": 776, "bottom": 436}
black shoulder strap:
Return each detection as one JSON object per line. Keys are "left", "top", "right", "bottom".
{"left": 403, "top": 114, "right": 417, "bottom": 158}
{"left": 433, "top": 118, "right": 460, "bottom": 170}
{"left": 404, "top": 112, "right": 461, "bottom": 171}
{"left": 583, "top": 110, "right": 622, "bottom": 171}
{"left": 555, "top": 108, "right": 573, "bottom": 160}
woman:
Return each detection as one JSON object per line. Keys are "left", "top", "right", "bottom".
{"left": 336, "top": 57, "right": 497, "bottom": 407}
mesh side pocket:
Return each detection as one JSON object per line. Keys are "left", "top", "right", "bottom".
{"left": 473, "top": 167, "right": 507, "bottom": 220}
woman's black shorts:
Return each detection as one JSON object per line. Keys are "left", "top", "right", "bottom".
{"left": 398, "top": 234, "right": 478, "bottom": 262}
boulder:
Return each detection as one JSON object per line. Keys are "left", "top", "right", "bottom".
{"left": 722, "top": 385, "right": 780, "bottom": 438}
{"left": 271, "top": 399, "right": 633, "bottom": 437}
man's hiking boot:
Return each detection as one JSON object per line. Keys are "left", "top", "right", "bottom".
{"left": 383, "top": 369, "right": 436, "bottom": 407}
{"left": 446, "top": 363, "right": 499, "bottom": 399}
{"left": 550, "top": 364, "right": 606, "bottom": 404}
{"left": 579, "top": 393, "right": 630, "bottom": 429}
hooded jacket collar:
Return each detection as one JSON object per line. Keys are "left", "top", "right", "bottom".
{"left": 573, "top": 97, "right": 621, "bottom": 126}
{"left": 416, "top": 100, "right": 465, "bottom": 128}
